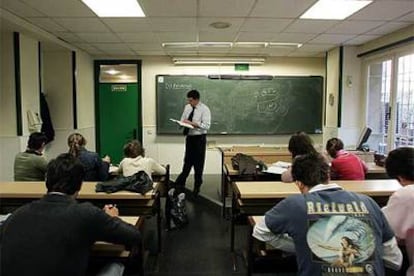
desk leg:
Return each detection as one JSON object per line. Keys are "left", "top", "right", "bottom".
{"left": 221, "top": 166, "right": 226, "bottom": 218}
{"left": 247, "top": 219, "right": 254, "bottom": 276}
{"left": 230, "top": 190, "right": 236, "bottom": 252}
{"left": 155, "top": 192, "right": 161, "bottom": 253}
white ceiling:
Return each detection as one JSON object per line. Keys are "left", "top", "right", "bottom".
{"left": 1, "top": 0, "right": 413, "bottom": 57}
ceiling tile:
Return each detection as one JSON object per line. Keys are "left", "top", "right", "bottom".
{"left": 139, "top": 0, "right": 197, "bottom": 16}
{"left": 236, "top": 32, "right": 275, "bottom": 42}
{"left": 1, "top": 0, "right": 45, "bottom": 17}
{"left": 270, "top": 33, "right": 316, "bottom": 43}
{"left": 199, "top": 31, "right": 237, "bottom": 42}
{"left": 367, "top": 22, "right": 411, "bottom": 35}
{"left": 199, "top": 0, "right": 255, "bottom": 17}
{"left": 129, "top": 43, "right": 163, "bottom": 51}
{"left": 240, "top": 19, "right": 293, "bottom": 32}
{"left": 20, "top": 0, "right": 96, "bottom": 17}
{"left": 251, "top": 0, "right": 316, "bottom": 18}
{"left": 345, "top": 34, "right": 382, "bottom": 45}
{"left": 310, "top": 34, "right": 356, "bottom": 44}
{"left": 288, "top": 51, "right": 323, "bottom": 57}
{"left": 284, "top": 19, "right": 340, "bottom": 33}
{"left": 197, "top": 18, "right": 244, "bottom": 32}
{"left": 396, "top": 11, "right": 414, "bottom": 22}
{"left": 134, "top": 50, "right": 166, "bottom": 56}
{"left": 76, "top": 33, "right": 121, "bottom": 43}
{"left": 55, "top": 18, "right": 109, "bottom": 33}
{"left": 262, "top": 47, "right": 296, "bottom": 57}
{"left": 117, "top": 32, "right": 157, "bottom": 43}
{"left": 53, "top": 32, "right": 84, "bottom": 43}
{"left": 72, "top": 43, "right": 98, "bottom": 52}
{"left": 101, "top": 18, "right": 151, "bottom": 32}
{"left": 326, "top": 20, "right": 385, "bottom": 35}
{"left": 26, "top": 17, "right": 67, "bottom": 32}
{"left": 93, "top": 43, "right": 130, "bottom": 51}
{"left": 297, "top": 43, "right": 336, "bottom": 52}
{"left": 349, "top": 1, "right": 414, "bottom": 21}
{"left": 228, "top": 47, "right": 264, "bottom": 54}
{"left": 149, "top": 18, "right": 196, "bottom": 32}
{"left": 102, "top": 49, "right": 135, "bottom": 55}
{"left": 157, "top": 31, "right": 197, "bottom": 42}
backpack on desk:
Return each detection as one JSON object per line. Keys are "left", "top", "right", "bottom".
{"left": 231, "top": 153, "right": 265, "bottom": 175}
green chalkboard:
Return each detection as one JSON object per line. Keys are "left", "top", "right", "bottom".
{"left": 156, "top": 75, "right": 323, "bottom": 135}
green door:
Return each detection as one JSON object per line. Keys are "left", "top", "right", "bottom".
{"left": 95, "top": 62, "right": 142, "bottom": 165}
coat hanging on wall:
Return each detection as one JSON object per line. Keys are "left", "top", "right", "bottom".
{"left": 40, "top": 92, "right": 55, "bottom": 144}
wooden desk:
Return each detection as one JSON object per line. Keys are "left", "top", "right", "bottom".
{"left": 0, "top": 181, "right": 162, "bottom": 252}
{"left": 230, "top": 179, "right": 401, "bottom": 251}
{"left": 91, "top": 216, "right": 144, "bottom": 276}
{"left": 218, "top": 146, "right": 290, "bottom": 217}
{"left": 365, "top": 162, "right": 388, "bottom": 179}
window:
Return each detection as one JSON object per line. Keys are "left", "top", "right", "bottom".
{"left": 365, "top": 51, "right": 414, "bottom": 153}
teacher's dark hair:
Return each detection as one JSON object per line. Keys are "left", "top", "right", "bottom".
{"left": 385, "top": 147, "right": 414, "bottom": 181}
{"left": 292, "top": 153, "right": 330, "bottom": 187}
{"left": 46, "top": 153, "right": 85, "bottom": 195}
{"left": 187, "top": 89, "right": 200, "bottom": 99}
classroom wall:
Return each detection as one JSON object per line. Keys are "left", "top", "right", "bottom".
{"left": 140, "top": 56, "right": 326, "bottom": 174}
{"left": 0, "top": 30, "right": 16, "bottom": 136}
{"left": 20, "top": 33, "right": 40, "bottom": 137}
{"left": 338, "top": 46, "right": 363, "bottom": 147}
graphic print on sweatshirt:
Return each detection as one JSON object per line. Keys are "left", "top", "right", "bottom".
{"left": 306, "top": 201, "right": 376, "bottom": 275}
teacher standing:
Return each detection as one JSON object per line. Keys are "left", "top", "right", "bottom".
{"left": 176, "top": 90, "right": 211, "bottom": 196}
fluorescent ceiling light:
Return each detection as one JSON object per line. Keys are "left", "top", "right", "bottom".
{"left": 162, "top": 42, "right": 233, "bottom": 48}
{"left": 234, "top": 42, "right": 267, "bottom": 48}
{"left": 268, "top": 42, "right": 302, "bottom": 48}
{"left": 162, "top": 42, "right": 198, "bottom": 48}
{"left": 198, "top": 42, "right": 232, "bottom": 48}
{"left": 172, "top": 57, "right": 265, "bottom": 65}
{"left": 82, "top": 0, "right": 145, "bottom": 17}
{"left": 300, "top": 0, "right": 372, "bottom": 20}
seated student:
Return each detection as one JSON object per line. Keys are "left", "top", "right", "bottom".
{"left": 1, "top": 153, "right": 141, "bottom": 276}
{"left": 253, "top": 153, "right": 402, "bottom": 275}
{"left": 14, "top": 132, "right": 48, "bottom": 181}
{"left": 382, "top": 147, "right": 414, "bottom": 275}
{"left": 118, "top": 140, "right": 166, "bottom": 179}
{"left": 281, "top": 131, "right": 318, "bottom": 182}
{"left": 326, "top": 137, "right": 368, "bottom": 180}
{"left": 68, "top": 132, "right": 110, "bottom": 181}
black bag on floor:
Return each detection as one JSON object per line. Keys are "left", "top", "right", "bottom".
{"left": 165, "top": 183, "right": 188, "bottom": 230}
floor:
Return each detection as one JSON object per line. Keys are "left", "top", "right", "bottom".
{"left": 141, "top": 174, "right": 297, "bottom": 276}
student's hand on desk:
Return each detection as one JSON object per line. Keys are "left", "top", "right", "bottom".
{"left": 103, "top": 204, "right": 119, "bottom": 217}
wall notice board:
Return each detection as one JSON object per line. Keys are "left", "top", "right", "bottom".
{"left": 156, "top": 75, "right": 323, "bottom": 135}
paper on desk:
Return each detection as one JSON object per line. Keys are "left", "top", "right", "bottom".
{"left": 109, "top": 165, "right": 119, "bottom": 174}
{"left": 169, "top": 118, "right": 194, "bottom": 129}
{"left": 271, "top": 161, "right": 291, "bottom": 168}
{"left": 263, "top": 166, "right": 287, "bottom": 175}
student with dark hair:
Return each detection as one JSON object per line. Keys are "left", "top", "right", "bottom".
{"left": 281, "top": 131, "right": 318, "bottom": 182}
{"left": 67, "top": 132, "right": 111, "bottom": 181}
{"left": 253, "top": 153, "right": 402, "bottom": 275}
{"left": 118, "top": 140, "right": 166, "bottom": 179}
{"left": 14, "top": 132, "right": 48, "bottom": 181}
{"left": 382, "top": 147, "right": 414, "bottom": 275}
{"left": 175, "top": 89, "right": 211, "bottom": 196}
{"left": 326, "top": 137, "right": 368, "bottom": 180}
{"left": 1, "top": 153, "right": 142, "bottom": 276}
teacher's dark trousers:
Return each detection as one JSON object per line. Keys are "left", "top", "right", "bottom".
{"left": 175, "top": 134, "right": 206, "bottom": 189}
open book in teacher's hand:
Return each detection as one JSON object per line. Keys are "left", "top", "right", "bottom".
{"left": 169, "top": 118, "right": 194, "bottom": 129}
